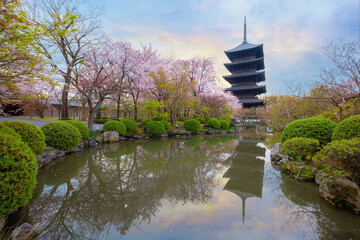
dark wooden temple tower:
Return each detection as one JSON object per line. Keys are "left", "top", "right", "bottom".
{"left": 223, "top": 16, "right": 266, "bottom": 108}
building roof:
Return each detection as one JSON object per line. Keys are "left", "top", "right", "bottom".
{"left": 225, "top": 43, "right": 263, "bottom": 53}
{"left": 223, "top": 70, "right": 265, "bottom": 79}
{"left": 224, "top": 57, "right": 264, "bottom": 66}
{"left": 226, "top": 85, "right": 266, "bottom": 91}
{"left": 238, "top": 99, "right": 264, "bottom": 104}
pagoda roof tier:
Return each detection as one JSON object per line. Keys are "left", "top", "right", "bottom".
{"left": 223, "top": 71, "right": 265, "bottom": 84}
{"left": 226, "top": 85, "right": 266, "bottom": 92}
{"left": 239, "top": 98, "right": 264, "bottom": 103}
{"left": 224, "top": 57, "right": 264, "bottom": 73}
{"left": 225, "top": 43, "right": 264, "bottom": 62}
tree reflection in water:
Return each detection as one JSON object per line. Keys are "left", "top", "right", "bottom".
{"left": 7, "top": 136, "right": 237, "bottom": 239}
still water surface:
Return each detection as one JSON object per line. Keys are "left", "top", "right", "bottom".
{"left": 5, "top": 134, "right": 360, "bottom": 239}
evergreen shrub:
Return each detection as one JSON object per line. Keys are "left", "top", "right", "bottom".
{"left": 121, "top": 118, "right": 138, "bottom": 133}
{"left": 196, "top": 117, "right": 206, "bottom": 124}
{"left": 146, "top": 121, "right": 165, "bottom": 135}
{"left": 122, "top": 117, "right": 136, "bottom": 122}
{"left": 281, "top": 117, "right": 337, "bottom": 146}
{"left": 3, "top": 120, "right": 46, "bottom": 154}
{"left": 317, "top": 138, "right": 360, "bottom": 185}
{"left": 151, "top": 116, "right": 163, "bottom": 121}
{"left": 281, "top": 137, "right": 320, "bottom": 161}
{"left": 94, "top": 119, "right": 108, "bottom": 124}
{"left": 141, "top": 118, "right": 153, "bottom": 127}
{"left": 61, "top": 120, "right": 89, "bottom": 140}
{"left": 177, "top": 116, "right": 185, "bottom": 122}
{"left": 0, "top": 123, "right": 21, "bottom": 138}
{"left": 184, "top": 119, "right": 201, "bottom": 133}
{"left": 0, "top": 133, "right": 38, "bottom": 217}
{"left": 220, "top": 120, "right": 230, "bottom": 130}
{"left": 41, "top": 121, "right": 81, "bottom": 151}
{"left": 100, "top": 116, "right": 109, "bottom": 119}
{"left": 332, "top": 115, "right": 360, "bottom": 141}
{"left": 207, "top": 118, "right": 221, "bottom": 129}
{"left": 102, "top": 121, "right": 126, "bottom": 136}
{"left": 160, "top": 120, "right": 170, "bottom": 130}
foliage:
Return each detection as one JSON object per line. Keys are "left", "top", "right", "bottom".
{"left": 61, "top": 120, "right": 90, "bottom": 140}
{"left": 207, "top": 118, "right": 221, "bottom": 129}
{"left": 2, "top": 120, "right": 46, "bottom": 154}
{"left": 184, "top": 119, "right": 201, "bottom": 133}
{"left": 0, "top": 132, "right": 38, "bottom": 217}
{"left": 122, "top": 117, "right": 136, "bottom": 122}
{"left": 120, "top": 118, "right": 138, "bottom": 134}
{"left": 0, "top": 123, "right": 21, "bottom": 138}
{"left": 229, "top": 121, "right": 235, "bottom": 127}
{"left": 281, "top": 137, "right": 320, "bottom": 161}
{"left": 220, "top": 120, "right": 230, "bottom": 130}
{"left": 142, "top": 118, "right": 153, "bottom": 127}
{"left": 177, "top": 116, "right": 186, "bottom": 122}
{"left": 41, "top": 121, "right": 81, "bottom": 151}
{"left": 317, "top": 138, "right": 360, "bottom": 185}
{"left": 160, "top": 120, "right": 170, "bottom": 130}
{"left": 102, "top": 121, "right": 127, "bottom": 136}
{"left": 281, "top": 117, "right": 337, "bottom": 146}
{"left": 151, "top": 116, "right": 163, "bottom": 121}
{"left": 196, "top": 117, "right": 206, "bottom": 124}
{"left": 146, "top": 121, "right": 165, "bottom": 136}
{"left": 332, "top": 115, "right": 360, "bottom": 141}
{"left": 94, "top": 119, "right": 109, "bottom": 124}
{"left": 100, "top": 116, "right": 109, "bottom": 119}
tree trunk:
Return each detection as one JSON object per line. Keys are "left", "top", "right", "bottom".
{"left": 116, "top": 96, "right": 121, "bottom": 120}
{"left": 336, "top": 107, "right": 343, "bottom": 122}
{"left": 61, "top": 87, "right": 69, "bottom": 119}
{"left": 88, "top": 110, "right": 96, "bottom": 132}
{"left": 133, "top": 101, "right": 138, "bottom": 120}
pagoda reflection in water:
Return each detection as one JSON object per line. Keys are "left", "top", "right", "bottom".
{"left": 223, "top": 139, "right": 266, "bottom": 224}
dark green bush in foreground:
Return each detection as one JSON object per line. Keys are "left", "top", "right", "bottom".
{"left": 41, "top": 121, "right": 81, "bottom": 151}
{"left": 281, "top": 137, "right": 320, "bottom": 161}
{"left": 0, "top": 132, "right": 38, "bottom": 217}
{"left": 121, "top": 118, "right": 138, "bottom": 133}
{"left": 317, "top": 138, "right": 360, "bottom": 185}
{"left": 122, "top": 117, "right": 136, "bottom": 122}
{"left": 281, "top": 117, "right": 337, "bottom": 146}
{"left": 61, "top": 120, "right": 89, "bottom": 140}
{"left": 3, "top": 120, "right": 46, "bottom": 154}
{"left": 160, "top": 120, "right": 170, "bottom": 130}
{"left": 141, "top": 118, "right": 153, "bottom": 127}
{"left": 102, "top": 121, "right": 127, "bottom": 136}
{"left": 332, "top": 115, "right": 360, "bottom": 141}
{"left": 146, "top": 121, "right": 165, "bottom": 135}
{"left": 207, "top": 118, "right": 221, "bottom": 129}
{"left": 196, "top": 117, "right": 206, "bottom": 124}
{"left": 220, "top": 120, "right": 230, "bottom": 130}
{"left": 0, "top": 123, "right": 21, "bottom": 138}
{"left": 184, "top": 119, "right": 201, "bottom": 133}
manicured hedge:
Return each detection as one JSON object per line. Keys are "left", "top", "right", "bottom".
{"left": 184, "top": 119, "right": 201, "bottom": 133}
{"left": 177, "top": 116, "right": 185, "bottom": 122}
{"left": 207, "top": 118, "right": 221, "bottom": 129}
{"left": 41, "top": 121, "right": 81, "bottom": 151}
{"left": 0, "top": 123, "right": 21, "bottom": 138}
{"left": 100, "top": 116, "right": 109, "bottom": 119}
{"left": 61, "top": 120, "right": 89, "bottom": 140}
{"left": 121, "top": 118, "right": 138, "bottom": 133}
{"left": 281, "top": 117, "right": 337, "bottom": 146}
{"left": 332, "top": 115, "right": 360, "bottom": 141}
{"left": 2, "top": 120, "right": 46, "bottom": 154}
{"left": 146, "top": 121, "right": 165, "bottom": 135}
{"left": 0, "top": 132, "right": 38, "bottom": 217}
{"left": 281, "top": 137, "right": 320, "bottom": 161}
{"left": 94, "top": 119, "right": 109, "bottom": 124}
{"left": 196, "top": 117, "right": 206, "bottom": 124}
{"left": 122, "top": 117, "right": 136, "bottom": 122}
{"left": 220, "top": 120, "right": 230, "bottom": 130}
{"left": 151, "top": 116, "right": 163, "bottom": 121}
{"left": 160, "top": 120, "right": 170, "bottom": 130}
{"left": 141, "top": 118, "right": 153, "bottom": 127}
{"left": 102, "top": 121, "right": 126, "bottom": 136}
{"left": 317, "top": 138, "right": 360, "bottom": 185}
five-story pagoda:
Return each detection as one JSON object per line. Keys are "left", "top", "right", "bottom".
{"left": 223, "top": 17, "right": 266, "bottom": 108}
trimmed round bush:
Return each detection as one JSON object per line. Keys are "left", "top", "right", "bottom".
{"left": 317, "top": 138, "right": 360, "bottom": 184}
{"left": 61, "top": 120, "right": 89, "bottom": 140}
{"left": 94, "top": 119, "right": 108, "bottom": 124}
{"left": 150, "top": 116, "right": 163, "bottom": 121}
{"left": 177, "top": 116, "right": 185, "bottom": 122}
{"left": 122, "top": 117, "right": 136, "bottom": 122}
{"left": 0, "top": 133, "right": 38, "bottom": 217}
{"left": 146, "top": 121, "right": 165, "bottom": 135}
{"left": 281, "top": 117, "right": 337, "bottom": 146}
{"left": 160, "top": 120, "right": 170, "bottom": 130}
{"left": 281, "top": 137, "right": 320, "bottom": 161}
{"left": 207, "top": 118, "right": 221, "bottom": 129}
{"left": 41, "top": 121, "right": 81, "bottom": 151}
{"left": 100, "top": 116, "right": 109, "bottom": 119}
{"left": 102, "top": 121, "right": 126, "bottom": 136}
{"left": 121, "top": 118, "right": 138, "bottom": 133}
{"left": 220, "top": 120, "right": 230, "bottom": 130}
{"left": 141, "top": 118, "right": 153, "bottom": 127}
{"left": 0, "top": 123, "right": 21, "bottom": 138}
{"left": 3, "top": 120, "right": 46, "bottom": 154}
{"left": 184, "top": 119, "right": 201, "bottom": 133}
{"left": 196, "top": 117, "right": 206, "bottom": 124}
{"left": 332, "top": 115, "right": 360, "bottom": 141}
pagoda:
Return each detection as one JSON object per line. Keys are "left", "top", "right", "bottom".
{"left": 223, "top": 17, "right": 266, "bottom": 108}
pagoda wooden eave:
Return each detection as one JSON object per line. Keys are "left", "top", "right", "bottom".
{"left": 238, "top": 99, "right": 264, "bottom": 104}
{"left": 226, "top": 85, "right": 266, "bottom": 92}
{"left": 223, "top": 70, "right": 265, "bottom": 80}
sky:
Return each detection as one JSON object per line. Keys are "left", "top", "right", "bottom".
{"left": 99, "top": 0, "right": 360, "bottom": 95}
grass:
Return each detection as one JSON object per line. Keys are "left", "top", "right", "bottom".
{"left": 13, "top": 116, "right": 87, "bottom": 123}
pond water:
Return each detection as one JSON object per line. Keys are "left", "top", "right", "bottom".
{"left": 3, "top": 134, "right": 360, "bottom": 240}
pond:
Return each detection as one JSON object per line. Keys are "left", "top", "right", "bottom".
{"left": 3, "top": 134, "right": 360, "bottom": 240}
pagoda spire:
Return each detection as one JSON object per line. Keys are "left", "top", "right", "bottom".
{"left": 242, "top": 197, "right": 246, "bottom": 225}
{"left": 243, "top": 16, "right": 247, "bottom": 44}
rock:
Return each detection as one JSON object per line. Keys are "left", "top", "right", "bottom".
{"left": 271, "top": 143, "right": 282, "bottom": 154}
{"left": 163, "top": 131, "right": 168, "bottom": 137}
{"left": 119, "top": 136, "right": 126, "bottom": 141}
{"left": 315, "top": 172, "right": 324, "bottom": 185}
{"left": 278, "top": 158, "right": 288, "bottom": 165}
{"left": 281, "top": 161, "right": 314, "bottom": 182}
{"left": 207, "top": 128, "right": 215, "bottom": 134}
{"left": 196, "top": 131, "right": 205, "bottom": 135}
{"left": 220, "top": 130, "right": 227, "bottom": 134}
{"left": 133, "top": 134, "right": 145, "bottom": 139}
{"left": 234, "top": 124, "right": 243, "bottom": 133}
{"left": 136, "top": 122, "right": 142, "bottom": 127}
{"left": 55, "top": 150, "right": 65, "bottom": 158}
{"left": 103, "top": 131, "right": 120, "bottom": 143}
{"left": 72, "top": 145, "right": 82, "bottom": 152}
{"left": 227, "top": 129, "right": 235, "bottom": 134}
{"left": 0, "top": 216, "right": 5, "bottom": 231}
{"left": 89, "top": 136, "right": 98, "bottom": 147}
{"left": 48, "top": 151, "right": 57, "bottom": 160}
{"left": 95, "top": 134, "right": 103, "bottom": 144}
{"left": 318, "top": 175, "right": 360, "bottom": 214}
{"left": 11, "top": 222, "right": 40, "bottom": 240}
{"left": 36, "top": 155, "right": 45, "bottom": 168}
